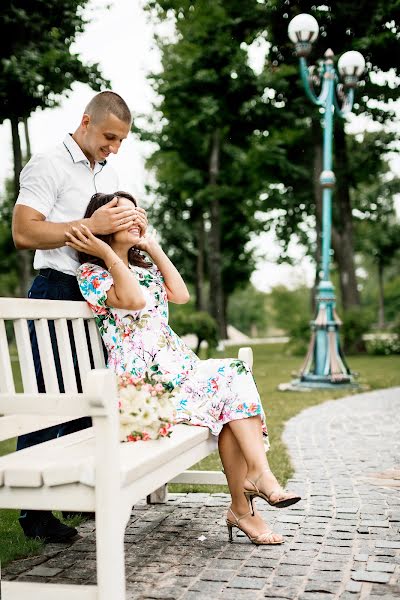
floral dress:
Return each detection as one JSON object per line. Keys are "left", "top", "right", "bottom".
{"left": 77, "top": 262, "right": 268, "bottom": 441}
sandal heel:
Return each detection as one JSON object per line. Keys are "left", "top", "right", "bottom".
{"left": 226, "top": 522, "right": 233, "bottom": 542}
{"left": 244, "top": 491, "right": 256, "bottom": 515}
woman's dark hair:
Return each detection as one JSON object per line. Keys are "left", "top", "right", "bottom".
{"left": 78, "top": 191, "right": 151, "bottom": 270}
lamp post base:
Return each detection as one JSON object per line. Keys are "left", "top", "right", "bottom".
{"left": 280, "top": 280, "right": 358, "bottom": 391}
{"left": 282, "top": 377, "right": 359, "bottom": 392}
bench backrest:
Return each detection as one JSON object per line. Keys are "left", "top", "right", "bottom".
{"left": 0, "top": 298, "right": 103, "bottom": 395}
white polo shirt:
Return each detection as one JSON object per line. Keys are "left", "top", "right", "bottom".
{"left": 16, "top": 134, "right": 119, "bottom": 275}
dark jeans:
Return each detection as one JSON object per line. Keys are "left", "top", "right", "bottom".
{"left": 18, "top": 269, "right": 92, "bottom": 525}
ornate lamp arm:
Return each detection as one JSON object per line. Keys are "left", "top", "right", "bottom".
{"left": 333, "top": 83, "right": 355, "bottom": 118}
{"left": 299, "top": 57, "right": 326, "bottom": 106}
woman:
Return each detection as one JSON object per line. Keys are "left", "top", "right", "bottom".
{"left": 66, "top": 191, "right": 301, "bottom": 546}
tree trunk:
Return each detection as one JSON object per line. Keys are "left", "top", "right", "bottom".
{"left": 23, "top": 116, "right": 32, "bottom": 160}
{"left": 377, "top": 260, "right": 385, "bottom": 328}
{"left": 11, "top": 116, "right": 23, "bottom": 194}
{"left": 11, "top": 115, "right": 32, "bottom": 296}
{"left": 195, "top": 212, "right": 206, "bottom": 311}
{"left": 207, "top": 129, "right": 227, "bottom": 339}
{"left": 331, "top": 123, "right": 360, "bottom": 310}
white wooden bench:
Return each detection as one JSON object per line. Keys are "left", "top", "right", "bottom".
{"left": 0, "top": 297, "right": 253, "bottom": 600}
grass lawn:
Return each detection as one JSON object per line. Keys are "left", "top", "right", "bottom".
{"left": 0, "top": 343, "right": 399, "bottom": 565}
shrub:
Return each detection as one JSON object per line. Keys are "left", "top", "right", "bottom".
{"left": 170, "top": 310, "right": 218, "bottom": 356}
{"left": 341, "top": 307, "right": 373, "bottom": 354}
{"left": 366, "top": 334, "right": 400, "bottom": 356}
{"left": 286, "top": 319, "right": 310, "bottom": 356}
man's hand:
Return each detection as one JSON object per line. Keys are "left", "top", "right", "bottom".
{"left": 88, "top": 197, "right": 143, "bottom": 235}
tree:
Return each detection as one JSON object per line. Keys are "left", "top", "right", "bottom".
{"left": 227, "top": 284, "right": 268, "bottom": 337}
{"left": 137, "top": 0, "right": 293, "bottom": 337}
{"left": 0, "top": 0, "right": 109, "bottom": 293}
{"left": 358, "top": 218, "right": 400, "bottom": 328}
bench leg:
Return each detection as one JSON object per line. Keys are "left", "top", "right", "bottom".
{"left": 147, "top": 484, "right": 168, "bottom": 504}
{"left": 96, "top": 509, "right": 126, "bottom": 600}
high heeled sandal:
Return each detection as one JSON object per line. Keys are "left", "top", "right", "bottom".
{"left": 244, "top": 468, "right": 301, "bottom": 513}
{"left": 226, "top": 507, "right": 284, "bottom": 545}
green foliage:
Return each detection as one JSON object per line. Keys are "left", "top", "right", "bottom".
{"left": 341, "top": 306, "right": 373, "bottom": 354}
{"left": 286, "top": 319, "right": 311, "bottom": 357}
{"left": 137, "top": 0, "right": 295, "bottom": 326}
{"left": 366, "top": 335, "right": 400, "bottom": 356}
{"left": 169, "top": 304, "right": 218, "bottom": 355}
{"left": 269, "top": 285, "right": 313, "bottom": 333}
{"left": 227, "top": 284, "right": 268, "bottom": 337}
{"left": 0, "top": 1, "right": 109, "bottom": 122}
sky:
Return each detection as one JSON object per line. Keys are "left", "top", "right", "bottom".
{"left": 2, "top": 0, "right": 395, "bottom": 293}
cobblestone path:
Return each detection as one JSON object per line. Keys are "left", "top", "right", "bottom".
{"left": 3, "top": 387, "right": 400, "bottom": 599}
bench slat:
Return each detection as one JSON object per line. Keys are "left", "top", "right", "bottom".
{"left": 14, "top": 319, "right": 38, "bottom": 393}
{"left": 1, "top": 429, "right": 94, "bottom": 488}
{"left": 35, "top": 318, "right": 60, "bottom": 393}
{"left": 0, "top": 297, "right": 92, "bottom": 319}
{"left": 0, "top": 414, "right": 74, "bottom": 443}
{"left": 72, "top": 318, "right": 92, "bottom": 384}
{"left": 0, "top": 424, "right": 216, "bottom": 490}
{"left": 2, "top": 581, "right": 97, "bottom": 600}
{"left": 88, "top": 319, "right": 106, "bottom": 368}
{"left": 55, "top": 318, "right": 78, "bottom": 393}
{"left": 0, "top": 319, "right": 15, "bottom": 394}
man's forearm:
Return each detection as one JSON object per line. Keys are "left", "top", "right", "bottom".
{"left": 13, "top": 217, "right": 92, "bottom": 250}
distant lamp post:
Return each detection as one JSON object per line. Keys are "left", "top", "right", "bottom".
{"left": 287, "top": 14, "right": 365, "bottom": 388}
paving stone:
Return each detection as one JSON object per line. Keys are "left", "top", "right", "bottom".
{"left": 189, "top": 580, "right": 225, "bottom": 594}
{"left": 299, "top": 594, "right": 334, "bottom": 600}
{"left": 351, "top": 570, "right": 391, "bottom": 584}
{"left": 239, "top": 566, "right": 273, "bottom": 578}
{"left": 264, "top": 587, "right": 299, "bottom": 599}
{"left": 375, "top": 540, "right": 400, "bottom": 549}
{"left": 345, "top": 580, "right": 363, "bottom": 593}
{"left": 316, "top": 561, "right": 344, "bottom": 571}
{"left": 227, "top": 576, "right": 267, "bottom": 589}
{"left": 354, "top": 554, "right": 369, "bottom": 561}
{"left": 304, "top": 580, "right": 341, "bottom": 593}
{"left": 360, "top": 521, "right": 390, "bottom": 528}
{"left": 319, "top": 554, "right": 349, "bottom": 563}
{"left": 366, "top": 562, "right": 396, "bottom": 573}
{"left": 200, "top": 570, "right": 234, "bottom": 582}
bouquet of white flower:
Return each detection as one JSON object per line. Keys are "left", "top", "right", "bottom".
{"left": 117, "top": 372, "right": 177, "bottom": 442}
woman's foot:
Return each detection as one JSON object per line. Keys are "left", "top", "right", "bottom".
{"left": 244, "top": 467, "right": 301, "bottom": 509}
{"left": 226, "top": 505, "right": 283, "bottom": 545}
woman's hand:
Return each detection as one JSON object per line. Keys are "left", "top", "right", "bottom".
{"left": 65, "top": 224, "right": 110, "bottom": 260}
{"left": 134, "top": 206, "right": 148, "bottom": 237}
{"left": 134, "top": 232, "right": 158, "bottom": 255}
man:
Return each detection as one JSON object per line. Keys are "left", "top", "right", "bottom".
{"left": 12, "top": 91, "right": 147, "bottom": 542}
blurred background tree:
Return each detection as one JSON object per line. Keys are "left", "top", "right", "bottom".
{"left": 0, "top": 0, "right": 109, "bottom": 294}
{"left": 136, "top": 0, "right": 399, "bottom": 342}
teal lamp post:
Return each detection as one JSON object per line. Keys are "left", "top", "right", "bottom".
{"left": 287, "top": 13, "right": 365, "bottom": 388}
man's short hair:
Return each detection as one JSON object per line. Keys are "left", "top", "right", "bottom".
{"left": 85, "top": 91, "right": 132, "bottom": 125}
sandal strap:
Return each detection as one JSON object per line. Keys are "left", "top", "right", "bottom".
{"left": 246, "top": 467, "right": 272, "bottom": 493}
{"left": 228, "top": 507, "right": 252, "bottom": 524}
{"left": 253, "top": 467, "right": 272, "bottom": 488}
{"left": 254, "top": 529, "right": 278, "bottom": 542}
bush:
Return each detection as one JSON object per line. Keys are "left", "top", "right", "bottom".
{"left": 366, "top": 335, "right": 400, "bottom": 355}
{"left": 286, "top": 319, "right": 311, "bottom": 356}
{"left": 341, "top": 307, "right": 373, "bottom": 354}
{"left": 170, "top": 309, "right": 218, "bottom": 356}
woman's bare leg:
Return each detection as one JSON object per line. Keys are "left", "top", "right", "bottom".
{"left": 218, "top": 424, "right": 283, "bottom": 542}
{"left": 227, "top": 415, "right": 298, "bottom": 504}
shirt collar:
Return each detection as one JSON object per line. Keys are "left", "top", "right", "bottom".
{"left": 63, "top": 134, "right": 107, "bottom": 168}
